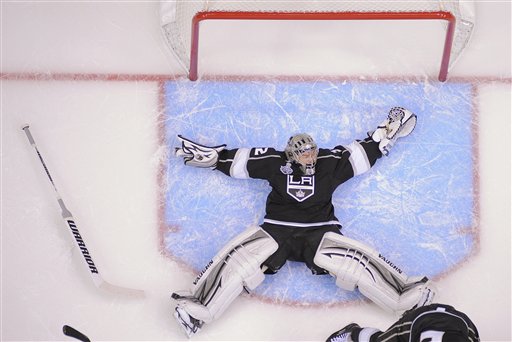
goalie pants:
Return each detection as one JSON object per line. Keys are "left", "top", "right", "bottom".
{"left": 261, "top": 223, "right": 342, "bottom": 275}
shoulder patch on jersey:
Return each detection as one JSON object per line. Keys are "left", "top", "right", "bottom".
{"left": 280, "top": 162, "right": 293, "bottom": 175}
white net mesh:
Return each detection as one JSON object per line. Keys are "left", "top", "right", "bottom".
{"left": 160, "top": 0, "right": 474, "bottom": 77}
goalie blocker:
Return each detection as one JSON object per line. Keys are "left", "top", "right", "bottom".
{"left": 175, "top": 135, "right": 226, "bottom": 168}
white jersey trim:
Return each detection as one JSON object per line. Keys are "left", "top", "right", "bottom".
{"left": 230, "top": 148, "right": 251, "bottom": 179}
{"left": 263, "top": 218, "right": 340, "bottom": 228}
{"left": 345, "top": 141, "right": 371, "bottom": 176}
{"left": 359, "top": 327, "right": 380, "bottom": 342}
{"left": 318, "top": 149, "right": 349, "bottom": 161}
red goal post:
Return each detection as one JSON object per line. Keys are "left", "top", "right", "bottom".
{"left": 160, "top": 0, "right": 474, "bottom": 81}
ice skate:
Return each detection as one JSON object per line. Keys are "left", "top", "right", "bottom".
{"left": 173, "top": 306, "right": 203, "bottom": 338}
{"left": 412, "top": 280, "right": 437, "bottom": 309}
{"left": 326, "top": 323, "right": 360, "bottom": 342}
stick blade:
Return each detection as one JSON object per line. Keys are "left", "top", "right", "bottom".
{"left": 98, "top": 280, "right": 145, "bottom": 297}
{"left": 63, "top": 325, "right": 91, "bottom": 342}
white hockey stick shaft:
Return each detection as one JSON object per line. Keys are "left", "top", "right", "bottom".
{"left": 22, "top": 125, "right": 144, "bottom": 296}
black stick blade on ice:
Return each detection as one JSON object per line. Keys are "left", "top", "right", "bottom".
{"left": 63, "top": 325, "right": 91, "bottom": 342}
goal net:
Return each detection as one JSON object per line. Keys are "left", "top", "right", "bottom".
{"left": 160, "top": 0, "right": 474, "bottom": 81}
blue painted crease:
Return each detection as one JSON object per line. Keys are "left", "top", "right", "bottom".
{"left": 162, "top": 80, "right": 475, "bottom": 304}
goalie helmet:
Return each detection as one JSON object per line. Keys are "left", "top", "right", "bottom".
{"left": 285, "top": 133, "right": 318, "bottom": 175}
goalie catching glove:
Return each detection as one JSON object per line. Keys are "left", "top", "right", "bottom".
{"left": 175, "top": 135, "right": 226, "bottom": 168}
{"left": 370, "top": 107, "right": 417, "bottom": 156}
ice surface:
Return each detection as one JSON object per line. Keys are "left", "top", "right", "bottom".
{"left": 1, "top": 2, "right": 510, "bottom": 341}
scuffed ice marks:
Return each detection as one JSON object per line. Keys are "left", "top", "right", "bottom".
{"left": 162, "top": 79, "right": 476, "bottom": 304}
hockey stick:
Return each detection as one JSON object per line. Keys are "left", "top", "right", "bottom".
{"left": 63, "top": 325, "right": 91, "bottom": 342}
{"left": 22, "top": 125, "right": 144, "bottom": 296}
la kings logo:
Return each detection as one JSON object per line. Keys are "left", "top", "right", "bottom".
{"left": 287, "top": 175, "right": 314, "bottom": 202}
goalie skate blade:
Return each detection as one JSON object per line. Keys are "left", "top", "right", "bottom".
{"left": 63, "top": 325, "right": 91, "bottom": 342}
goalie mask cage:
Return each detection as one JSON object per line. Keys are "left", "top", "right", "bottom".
{"left": 160, "top": 0, "right": 474, "bottom": 81}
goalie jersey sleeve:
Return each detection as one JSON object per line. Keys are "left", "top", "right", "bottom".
{"left": 216, "top": 147, "right": 284, "bottom": 180}
{"left": 214, "top": 138, "right": 382, "bottom": 226}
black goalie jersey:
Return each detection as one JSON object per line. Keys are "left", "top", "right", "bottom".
{"left": 215, "top": 137, "right": 382, "bottom": 228}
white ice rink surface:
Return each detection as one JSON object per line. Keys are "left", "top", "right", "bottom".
{"left": 1, "top": 1, "right": 511, "bottom": 341}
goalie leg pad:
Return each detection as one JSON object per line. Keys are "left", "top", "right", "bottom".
{"left": 314, "top": 232, "right": 435, "bottom": 313}
{"left": 173, "top": 226, "right": 278, "bottom": 324}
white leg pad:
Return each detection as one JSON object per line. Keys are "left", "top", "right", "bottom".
{"left": 314, "top": 232, "right": 436, "bottom": 313}
{"left": 174, "top": 226, "right": 278, "bottom": 323}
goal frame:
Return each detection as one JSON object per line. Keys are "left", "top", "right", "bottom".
{"left": 188, "top": 11, "right": 456, "bottom": 82}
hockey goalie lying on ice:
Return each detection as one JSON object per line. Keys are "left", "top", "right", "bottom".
{"left": 171, "top": 107, "right": 436, "bottom": 338}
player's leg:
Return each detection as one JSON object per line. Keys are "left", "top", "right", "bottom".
{"left": 314, "top": 232, "right": 436, "bottom": 313}
{"left": 299, "top": 225, "right": 342, "bottom": 275}
{"left": 259, "top": 224, "right": 293, "bottom": 274}
{"left": 392, "top": 304, "right": 480, "bottom": 342}
{"left": 326, "top": 304, "right": 480, "bottom": 342}
{"left": 172, "top": 226, "right": 278, "bottom": 337}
